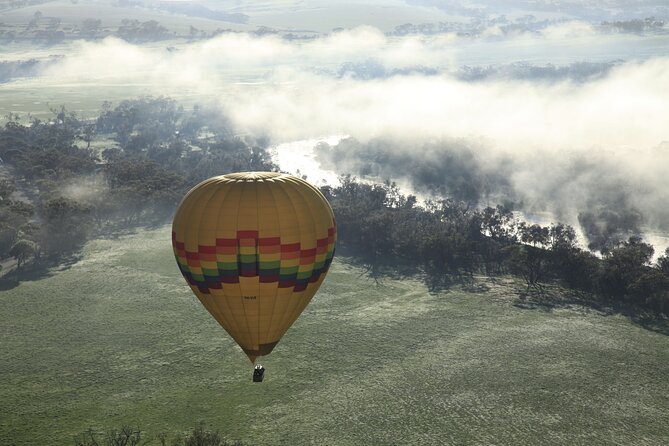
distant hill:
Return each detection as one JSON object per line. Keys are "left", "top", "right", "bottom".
{"left": 157, "top": 1, "right": 249, "bottom": 24}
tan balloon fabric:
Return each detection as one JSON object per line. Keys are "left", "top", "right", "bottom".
{"left": 172, "top": 172, "right": 336, "bottom": 363}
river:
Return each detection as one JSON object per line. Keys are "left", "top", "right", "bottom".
{"left": 270, "top": 136, "right": 669, "bottom": 261}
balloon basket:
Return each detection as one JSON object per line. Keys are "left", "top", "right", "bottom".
{"left": 253, "top": 365, "right": 265, "bottom": 383}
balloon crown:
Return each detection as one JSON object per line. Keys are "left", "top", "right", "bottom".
{"left": 223, "top": 172, "right": 283, "bottom": 181}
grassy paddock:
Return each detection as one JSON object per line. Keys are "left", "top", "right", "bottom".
{"left": 0, "top": 81, "right": 205, "bottom": 123}
{"left": 0, "top": 227, "right": 667, "bottom": 445}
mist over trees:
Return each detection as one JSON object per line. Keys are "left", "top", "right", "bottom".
{"left": 0, "top": 97, "right": 275, "bottom": 268}
{"left": 315, "top": 137, "right": 663, "bottom": 254}
{"left": 0, "top": 96, "right": 666, "bottom": 315}
{"left": 313, "top": 58, "right": 626, "bottom": 85}
{"left": 315, "top": 137, "right": 513, "bottom": 205}
{"left": 0, "top": 57, "right": 62, "bottom": 84}
{"left": 455, "top": 61, "right": 623, "bottom": 83}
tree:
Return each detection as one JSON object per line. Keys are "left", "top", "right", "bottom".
{"left": 505, "top": 244, "right": 547, "bottom": 291}
{"left": 0, "top": 179, "right": 15, "bottom": 200}
{"left": 8, "top": 200, "right": 34, "bottom": 219}
{"left": 75, "top": 426, "right": 146, "bottom": 446}
{"left": 578, "top": 207, "right": 643, "bottom": 254}
{"left": 79, "top": 123, "right": 95, "bottom": 149}
{"left": 517, "top": 223, "right": 549, "bottom": 248}
{"left": 656, "top": 248, "right": 669, "bottom": 275}
{"left": 9, "top": 239, "right": 38, "bottom": 268}
{"left": 548, "top": 223, "right": 577, "bottom": 251}
{"left": 103, "top": 158, "right": 185, "bottom": 224}
{"left": 40, "top": 197, "right": 91, "bottom": 258}
{"left": 81, "top": 18, "right": 101, "bottom": 36}
{"left": 480, "top": 205, "right": 515, "bottom": 242}
{"left": 0, "top": 197, "right": 33, "bottom": 257}
{"left": 628, "top": 269, "right": 669, "bottom": 313}
{"left": 598, "top": 236, "right": 654, "bottom": 302}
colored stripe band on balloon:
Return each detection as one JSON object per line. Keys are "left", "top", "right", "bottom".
{"left": 172, "top": 226, "right": 336, "bottom": 294}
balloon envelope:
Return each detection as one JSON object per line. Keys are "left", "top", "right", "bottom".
{"left": 172, "top": 172, "right": 336, "bottom": 362}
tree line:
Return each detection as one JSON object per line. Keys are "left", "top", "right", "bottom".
{"left": 1, "top": 97, "right": 667, "bottom": 314}
{"left": 0, "top": 97, "right": 275, "bottom": 272}
{"left": 74, "top": 423, "right": 244, "bottom": 446}
{"left": 323, "top": 176, "right": 669, "bottom": 313}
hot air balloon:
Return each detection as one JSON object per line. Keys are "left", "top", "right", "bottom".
{"left": 172, "top": 172, "right": 336, "bottom": 371}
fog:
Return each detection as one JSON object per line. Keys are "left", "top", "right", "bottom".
{"left": 31, "top": 26, "right": 669, "bottom": 149}
{"left": 3, "top": 17, "right": 669, "bottom": 252}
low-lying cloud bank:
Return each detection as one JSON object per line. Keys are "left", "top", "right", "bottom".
{"left": 316, "top": 137, "right": 669, "bottom": 250}
{"left": 39, "top": 21, "right": 668, "bottom": 83}
{"left": 227, "top": 57, "right": 669, "bottom": 149}
{"left": 23, "top": 27, "right": 669, "bottom": 247}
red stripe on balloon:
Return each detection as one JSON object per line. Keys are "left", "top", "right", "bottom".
{"left": 259, "top": 237, "right": 281, "bottom": 246}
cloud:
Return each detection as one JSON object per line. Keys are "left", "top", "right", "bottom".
{"left": 224, "top": 57, "right": 669, "bottom": 149}
{"left": 26, "top": 27, "right": 669, "bottom": 245}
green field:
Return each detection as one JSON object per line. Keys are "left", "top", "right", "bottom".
{"left": 0, "top": 79, "right": 201, "bottom": 122}
{"left": 1, "top": 227, "right": 668, "bottom": 445}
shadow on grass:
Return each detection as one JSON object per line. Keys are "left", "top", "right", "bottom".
{"left": 509, "top": 284, "right": 669, "bottom": 336}
{"left": 512, "top": 284, "right": 611, "bottom": 313}
{"left": 0, "top": 255, "right": 82, "bottom": 291}
{"left": 334, "top": 245, "right": 477, "bottom": 294}
{"left": 91, "top": 221, "right": 164, "bottom": 240}
{"left": 629, "top": 314, "right": 669, "bottom": 336}
{"left": 339, "top": 250, "right": 669, "bottom": 337}
{"left": 5, "top": 238, "right": 667, "bottom": 337}
{"left": 0, "top": 219, "right": 168, "bottom": 291}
